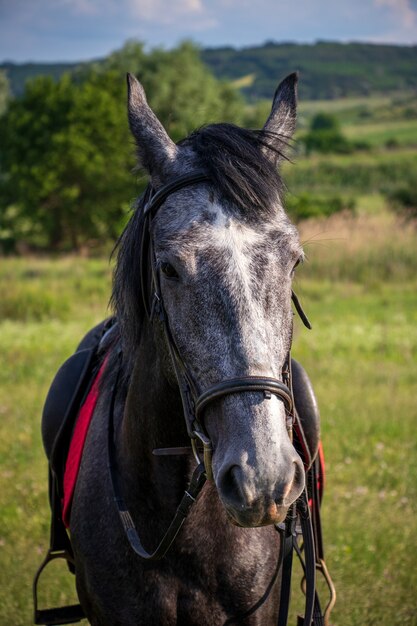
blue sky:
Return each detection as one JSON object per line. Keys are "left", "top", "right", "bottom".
{"left": 0, "top": 0, "right": 416, "bottom": 63}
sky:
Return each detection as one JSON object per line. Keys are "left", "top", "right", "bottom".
{"left": 0, "top": 0, "right": 416, "bottom": 64}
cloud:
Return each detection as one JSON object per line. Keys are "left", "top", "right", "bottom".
{"left": 60, "top": 0, "right": 100, "bottom": 16}
{"left": 372, "top": 0, "right": 417, "bottom": 42}
{"left": 374, "top": 0, "right": 417, "bottom": 28}
{"left": 1, "top": 0, "right": 417, "bottom": 64}
{"left": 127, "top": 0, "right": 216, "bottom": 28}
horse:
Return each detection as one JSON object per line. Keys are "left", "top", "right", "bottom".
{"left": 51, "top": 72, "right": 314, "bottom": 625}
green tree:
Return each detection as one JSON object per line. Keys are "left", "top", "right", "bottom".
{"left": 92, "top": 40, "right": 245, "bottom": 140}
{"left": 0, "top": 72, "right": 135, "bottom": 250}
{"left": 0, "top": 70, "right": 10, "bottom": 116}
{"left": 138, "top": 42, "right": 244, "bottom": 141}
{"left": 0, "top": 42, "right": 245, "bottom": 251}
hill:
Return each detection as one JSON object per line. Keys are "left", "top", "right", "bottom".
{"left": 2, "top": 41, "right": 417, "bottom": 101}
{"left": 0, "top": 61, "right": 80, "bottom": 98}
{"left": 201, "top": 41, "right": 417, "bottom": 100}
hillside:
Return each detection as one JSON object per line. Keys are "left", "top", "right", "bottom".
{"left": 201, "top": 41, "right": 417, "bottom": 100}
{"left": 2, "top": 41, "right": 417, "bottom": 100}
{"left": 0, "top": 61, "right": 80, "bottom": 98}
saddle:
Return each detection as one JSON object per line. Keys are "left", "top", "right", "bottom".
{"left": 34, "top": 319, "right": 324, "bottom": 626}
{"left": 34, "top": 319, "right": 115, "bottom": 626}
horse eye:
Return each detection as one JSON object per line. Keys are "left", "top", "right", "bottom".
{"left": 160, "top": 262, "right": 179, "bottom": 280}
{"left": 291, "top": 257, "right": 302, "bottom": 276}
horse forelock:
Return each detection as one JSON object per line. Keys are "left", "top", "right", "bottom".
{"left": 179, "top": 124, "right": 286, "bottom": 220}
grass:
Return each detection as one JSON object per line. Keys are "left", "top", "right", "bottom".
{"left": 344, "top": 119, "right": 417, "bottom": 148}
{"left": 1, "top": 210, "right": 417, "bottom": 625}
{"left": 283, "top": 148, "right": 417, "bottom": 197}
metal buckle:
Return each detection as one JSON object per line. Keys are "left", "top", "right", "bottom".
{"left": 191, "top": 428, "right": 213, "bottom": 481}
{"left": 317, "top": 558, "right": 337, "bottom": 626}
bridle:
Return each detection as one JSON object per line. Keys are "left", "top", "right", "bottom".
{"left": 138, "top": 171, "right": 307, "bottom": 479}
{"left": 107, "top": 171, "right": 320, "bottom": 625}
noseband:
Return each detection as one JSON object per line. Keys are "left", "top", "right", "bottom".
{"left": 139, "top": 171, "right": 309, "bottom": 480}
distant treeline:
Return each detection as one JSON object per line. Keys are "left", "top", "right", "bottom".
{"left": 202, "top": 41, "right": 417, "bottom": 100}
{"left": 2, "top": 40, "right": 417, "bottom": 101}
{"left": 1, "top": 40, "right": 416, "bottom": 253}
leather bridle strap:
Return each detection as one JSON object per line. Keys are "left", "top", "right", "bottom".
{"left": 276, "top": 491, "right": 317, "bottom": 626}
{"left": 195, "top": 377, "right": 293, "bottom": 417}
{"left": 107, "top": 352, "right": 207, "bottom": 561}
{"left": 143, "top": 171, "right": 210, "bottom": 218}
{"left": 191, "top": 374, "right": 293, "bottom": 482}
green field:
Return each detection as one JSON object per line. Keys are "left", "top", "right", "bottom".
{"left": 0, "top": 209, "right": 416, "bottom": 625}
{"left": 344, "top": 119, "right": 417, "bottom": 148}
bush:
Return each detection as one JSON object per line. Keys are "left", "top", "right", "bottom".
{"left": 302, "top": 112, "right": 353, "bottom": 155}
{"left": 387, "top": 183, "right": 417, "bottom": 221}
{"left": 285, "top": 192, "right": 355, "bottom": 221}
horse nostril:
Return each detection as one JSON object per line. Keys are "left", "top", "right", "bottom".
{"left": 218, "top": 465, "right": 250, "bottom": 508}
{"left": 282, "top": 458, "right": 305, "bottom": 506}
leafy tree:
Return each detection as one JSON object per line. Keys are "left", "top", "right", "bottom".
{"left": 137, "top": 42, "right": 244, "bottom": 141}
{"left": 387, "top": 182, "right": 417, "bottom": 222}
{"left": 0, "top": 72, "right": 136, "bottom": 250}
{"left": 87, "top": 40, "right": 245, "bottom": 140}
{"left": 0, "top": 42, "right": 245, "bottom": 251}
{"left": 0, "top": 70, "right": 10, "bottom": 115}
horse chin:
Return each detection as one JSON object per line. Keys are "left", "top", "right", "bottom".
{"left": 225, "top": 503, "right": 289, "bottom": 528}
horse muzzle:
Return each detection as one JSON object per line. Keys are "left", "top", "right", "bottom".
{"left": 216, "top": 456, "right": 305, "bottom": 528}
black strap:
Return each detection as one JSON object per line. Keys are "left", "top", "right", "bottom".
{"left": 276, "top": 505, "right": 297, "bottom": 626}
{"left": 196, "top": 377, "right": 293, "bottom": 417}
{"left": 108, "top": 353, "right": 207, "bottom": 560}
{"left": 276, "top": 491, "right": 318, "bottom": 626}
{"left": 297, "top": 492, "right": 317, "bottom": 626}
{"left": 143, "top": 172, "right": 210, "bottom": 218}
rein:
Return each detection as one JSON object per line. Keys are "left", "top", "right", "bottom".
{"left": 108, "top": 171, "right": 322, "bottom": 625}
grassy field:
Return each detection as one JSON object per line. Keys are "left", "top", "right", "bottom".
{"left": 0, "top": 209, "right": 416, "bottom": 625}
{"left": 344, "top": 119, "right": 417, "bottom": 148}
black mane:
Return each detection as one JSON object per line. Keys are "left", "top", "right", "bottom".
{"left": 181, "top": 124, "right": 286, "bottom": 219}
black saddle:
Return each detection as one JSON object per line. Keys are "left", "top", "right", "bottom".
{"left": 34, "top": 319, "right": 116, "bottom": 626}
{"left": 42, "top": 318, "right": 115, "bottom": 493}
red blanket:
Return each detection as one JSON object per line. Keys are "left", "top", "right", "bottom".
{"left": 62, "top": 358, "right": 107, "bottom": 527}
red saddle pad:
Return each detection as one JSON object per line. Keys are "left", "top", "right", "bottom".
{"left": 62, "top": 357, "right": 108, "bottom": 527}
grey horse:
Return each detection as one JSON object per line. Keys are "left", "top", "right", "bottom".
{"left": 70, "top": 72, "right": 306, "bottom": 625}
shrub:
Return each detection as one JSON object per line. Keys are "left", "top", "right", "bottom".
{"left": 303, "top": 112, "right": 353, "bottom": 155}
{"left": 387, "top": 183, "right": 417, "bottom": 221}
{"left": 285, "top": 192, "right": 355, "bottom": 221}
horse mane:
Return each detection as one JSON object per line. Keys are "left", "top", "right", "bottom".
{"left": 180, "top": 124, "right": 286, "bottom": 219}
{"left": 111, "top": 124, "right": 288, "bottom": 359}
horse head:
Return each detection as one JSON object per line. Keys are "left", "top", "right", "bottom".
{"left": 117, "top": 73, "right": 305, "bottom": 528}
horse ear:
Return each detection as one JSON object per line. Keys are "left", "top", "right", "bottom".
{"left": 127, "top": 73, "right": 179, "bottom": 181}
{"left": 262, "top": 72, "right": 298, "bottom": 158}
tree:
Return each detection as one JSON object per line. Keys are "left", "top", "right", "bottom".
{"left": 0, "top": 42, "right": 245, "bottom": 251}
{"left": 0, "top": 70, "right": 10, "bottom": 116}
{"left": 0, "top": 72, "right": 136, "bottom": 249}
{"left": 88, "top": 40, "right": 245, "bottom": 141}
